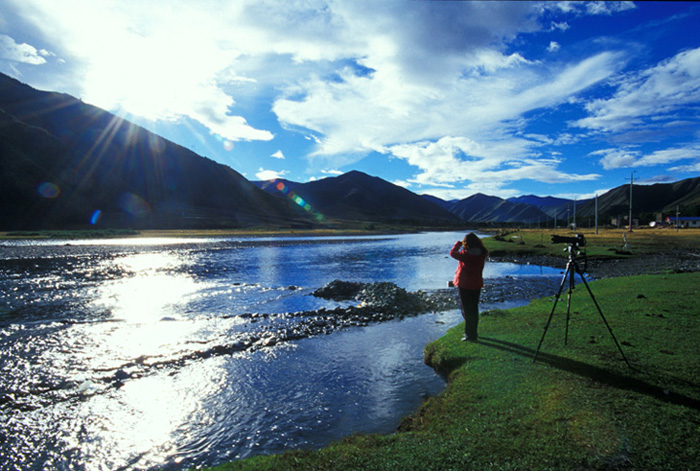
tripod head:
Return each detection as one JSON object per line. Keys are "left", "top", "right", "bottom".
{"left": 551, "top": 233, "right": 586, "bottom": 247}
{"left": 551, "top": 233, "right": 587, "bottom": 271}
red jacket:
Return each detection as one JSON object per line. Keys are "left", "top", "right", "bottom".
{"left": 450, "top": 241, "right": 487, "bottom": 290}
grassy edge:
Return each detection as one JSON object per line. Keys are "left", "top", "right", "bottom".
{"left": 203, "top": 272, "right": 700, "bottom": 470}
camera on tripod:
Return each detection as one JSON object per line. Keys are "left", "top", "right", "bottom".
{"left": 551, "top": 233, "right": 586, "bottom": 247}
{"left": 535, "top": 231, "right": 632, "bottom": 369}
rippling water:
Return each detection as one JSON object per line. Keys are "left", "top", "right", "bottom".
{"left": 0, "top": 232, "right": 562, "bottom": 470}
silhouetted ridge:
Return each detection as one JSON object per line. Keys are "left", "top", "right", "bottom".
{"left": 0, "top": 72, "right": 310, "bottom": 230}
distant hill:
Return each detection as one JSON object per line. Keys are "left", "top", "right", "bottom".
{"left": 420, "top": 177, "right": 700, "bottom": 226}
{"left": 507, "top": 194, "right": 588, "bottom": 220}
{"left": 420, "top": 194, "right": 457, "bottom": 211}
{"left": 0, "top": 72, "right": 310, "bottom": 230}
{"left": 448, "top": 193, "right": 551, "bottom": 224}
{"left": 507, "top": 195, "right": 571, "bottom": 207}
{"left": 575, "top": 176, "right": 700, "bottom": 220}
{"left": 254, "top": 171, "right": 462, "bottom": 225}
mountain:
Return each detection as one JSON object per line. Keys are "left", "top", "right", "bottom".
{"left": 0, "top": 73, "right": 310, "bottom": 230}
{"left": 448, "top": 193, "right": 551, "bottom": 224}
{"left": 420, "top": 194, "right": 457, "bottom": 211}
{"left": 507, "top": 194, "right": 588, "bottom": 220}
{"left": 507, "top": 195, "right": 572, "bottom": 207}
{"left": 575, "top": 176, "right": 700, "bottom": 220}
{"left": 254, "top": 171, "right": 462, "bottom": 225}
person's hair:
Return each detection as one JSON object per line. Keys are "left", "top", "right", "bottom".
{"left": 464, "top": 232, "right": 488, "bottom": 255}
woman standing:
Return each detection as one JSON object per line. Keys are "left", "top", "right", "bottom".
{"left": 450, "top": 233, "right": 488, "bottom": 341}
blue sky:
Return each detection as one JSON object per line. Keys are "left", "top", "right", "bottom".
{"left": 1, "top": 1, "right": 699, "bottom": 201}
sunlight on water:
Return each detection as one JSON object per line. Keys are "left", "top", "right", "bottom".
{"left": 75, "top": 362, "right": 227, "bottom": 470}
{"left": 94, "top": 252, "right": 198, "bottom": 323}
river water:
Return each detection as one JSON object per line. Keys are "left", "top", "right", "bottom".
{"left": 0, "top": 231, "right": 562, "bottom": 470}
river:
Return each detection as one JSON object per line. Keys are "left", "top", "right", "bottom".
{"left": 0, "top": 231, "right": 563, "bottom": 470}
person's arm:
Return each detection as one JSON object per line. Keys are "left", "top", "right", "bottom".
{"left": 450, "top": 241, "right": 466, "bottom": 261}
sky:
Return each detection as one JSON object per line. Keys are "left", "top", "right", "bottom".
{"left": 1, "top": 1, "right": 700, "bottom": 202}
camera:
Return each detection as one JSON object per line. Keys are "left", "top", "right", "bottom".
{"left": 551, "top": 233, "right": 586, "bottom": 247}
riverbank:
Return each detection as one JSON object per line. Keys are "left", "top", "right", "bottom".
{"left": 483, "top": 227, "right": 700, "bottom": 279}
{"left": 204, "top": 269, "right": 700, "bottom": 469}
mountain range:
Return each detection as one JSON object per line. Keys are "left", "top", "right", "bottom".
{"left": 1, "top": 71, "right": 699, "bottom": 231}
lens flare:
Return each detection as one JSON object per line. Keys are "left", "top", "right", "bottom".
{"left": 269, "top": 180, "right": 324, "bottom": 221}
{"left": 90, "top": 210, "right": 102, "bottom": 225}
{"left": 38, "top": 182, "right": 60, "bottom": 198}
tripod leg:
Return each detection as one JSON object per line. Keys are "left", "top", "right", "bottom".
{"left": 533, "top": 262, "right": 572, "bottom": 363}
{"left": 564, "top": 268, "right": 575, "bottom": 345}
{"left": 576, "top": 269, "right": 634, "bottom": 369}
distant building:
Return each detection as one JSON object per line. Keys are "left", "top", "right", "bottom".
{"left": 665, "top": 216, "right": 700, "bottom": 228}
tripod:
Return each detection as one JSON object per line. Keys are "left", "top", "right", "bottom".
{"left": 533, "top": 244, "right": 632, "bottom": 369}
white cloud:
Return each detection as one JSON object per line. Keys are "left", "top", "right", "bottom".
{"left": 670, "top": 162, "right": 700, "bottom": 173}
{"left": 591, "top": 148, "right": 641, "bottom": 170}
{"left": 271, "top": 150, "right": 285, "bottom": 159}
{"left": 592, "top": 145, "right": 700, "bottom": 170}
{"left": 0, "top": 34, "right": 47, "bottom": 64}
{"left": 574, "top": 47, "right": 700, "bottom": 135}
{"left": 550, "top": 1, "right": 636, "bottom": 16}
{"left": 586, "top": 1, "right": 636, "bottom": 16}
{"left": 390, "top": 136, "right": 599, "bottom": 194}
{"left": 255, "top": 168, "right": 288, "bottom": 180}
{"left": 275, "top": 49, "right": 623, "bottom": 164}
{"left": 547, "top": 41, "right": 561, "bottom": 53}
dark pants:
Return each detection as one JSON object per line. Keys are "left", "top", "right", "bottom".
{"left": 458, "top": 288, "right": 480, "bottom": 340}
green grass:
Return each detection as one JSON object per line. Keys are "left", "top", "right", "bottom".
{"left": 483, "top": 228, "right": 700, "bottom": 260}
{"left": 203, "top": 272, "right": 700, "bottom": 470}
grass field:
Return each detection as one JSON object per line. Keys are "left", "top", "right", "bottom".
{"left": 203, "top": 271, "right": 700, "bottom": 470}
{"left": 483, "top": 227, "right": 700, "bottom": 260}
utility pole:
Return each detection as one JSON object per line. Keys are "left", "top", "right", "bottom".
{"left": 595, "top": 194, "right": 599, "bottom": 235}
{"left": 677, "top": 205, "right": 680, "bottom": 232}
{"left": 573, "top": 198, "right": 577, "bottom": 230}
{"left": 627, "top": 171, "right": 636, "bottom": 232}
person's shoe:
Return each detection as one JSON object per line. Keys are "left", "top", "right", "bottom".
{"left": 461, "top": 335, "right": 468, "bottom": 342}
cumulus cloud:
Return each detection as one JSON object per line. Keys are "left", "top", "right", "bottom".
{"left": 0, "top": 34, "right": 47, "bottom": 64}
{"left": 271, "top": 150, "right": 285, "bottom": 159}
{"left": 548, "top": 41, "right": 561, "bottom": 52}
